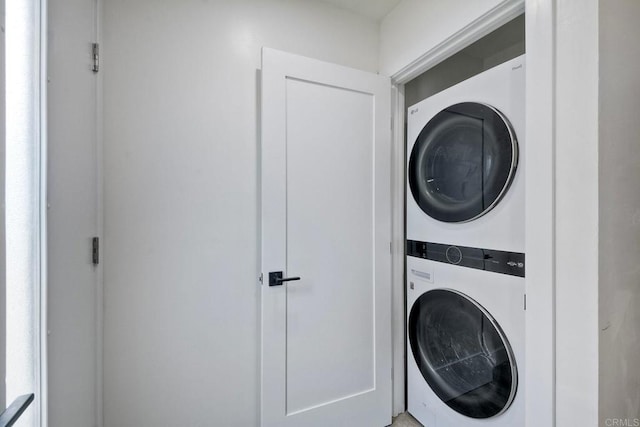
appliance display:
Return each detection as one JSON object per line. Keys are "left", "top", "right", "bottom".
{"left": 406, "top": 240, "right": 525, "bottom": 277}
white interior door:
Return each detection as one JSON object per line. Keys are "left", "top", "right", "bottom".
{"left": 260, "top": 48, "right": 391, "bottom": 427}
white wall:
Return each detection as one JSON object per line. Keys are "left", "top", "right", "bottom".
{"left": 554, "top": 2, "right": 640, "bottom": 425}
{"left": 379, "top": 0, "right": 506, "bottom": 76}
{"left": 598, "top": 0, "right": 640, "bottom": 424}
{"left": 102, "top": 1, "right": 378, "bottom": 426}
{"left": 47, "top": 0, "right": 100, "bottom": 426}
{"left": 554, "top": 0, "right": 600, "bottom": 425}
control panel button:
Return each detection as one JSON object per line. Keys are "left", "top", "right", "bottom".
{"left": 445, "top": 246, "right": 463, "bottom": 265}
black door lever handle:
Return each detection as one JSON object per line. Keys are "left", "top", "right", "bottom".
{"left": 268, "top": 271, "right": 301, "bottom": 286}
{"left": 279, "top": 276, "right": 301, "bottom": 283}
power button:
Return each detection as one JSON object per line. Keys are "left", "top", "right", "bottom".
{"left": 445, "top": 246, "right": 463, "bottom": 265}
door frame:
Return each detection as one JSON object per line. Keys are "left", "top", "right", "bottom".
{"left": 388, "top": 1, "right": 556, "bottom": 425}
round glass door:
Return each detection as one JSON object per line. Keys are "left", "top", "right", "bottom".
{"left": 408, "top": 102, "right": 518, "bottom": 223}
{"left": 408, "top": 289, "right": 517, "bottom": 419}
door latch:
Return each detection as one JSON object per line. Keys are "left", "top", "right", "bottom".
{"left": 268, "top": 271, "right": 301, "bottom": 286}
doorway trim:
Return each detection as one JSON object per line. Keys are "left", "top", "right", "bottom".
{"left": 4, "top": 0, "right": 49, "bottom": 423}
{"left": 387, "top": 1, "right": 556, "bottom": 425}
{"left": 390, "top": 0, "right": 525, "bottom": 84}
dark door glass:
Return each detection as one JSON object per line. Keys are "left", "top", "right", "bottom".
{"left": 408, "top": 289, "right": 517, "bottom": 418}
{"left": 408, "top": 102, "right": 518, "bottom": 223}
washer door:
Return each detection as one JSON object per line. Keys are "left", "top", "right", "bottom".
{"left": 408, "top": 289, "right": 517, "bottom": 419}
{"left": 408, "top": 102, "right": 518, "bottom": 223}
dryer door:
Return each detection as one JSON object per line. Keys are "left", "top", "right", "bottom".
{"left": 408, "top": 289, "right": 518, "bottom": 419}
{"left": 408, "top": 102, "right": 518, "bottom": 223}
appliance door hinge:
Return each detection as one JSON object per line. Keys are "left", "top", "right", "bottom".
{"left": 92, "top": 237, "right": 99, "bottom": 265}
{"left": 524, "top": 294, "right": 527, "bottom": 310}
{"left": 92, "top": 43, "right": 99, "bottom": 73}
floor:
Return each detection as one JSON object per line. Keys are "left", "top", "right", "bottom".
{"left": 390, "top": 412, "right": 423, "bottom": 427}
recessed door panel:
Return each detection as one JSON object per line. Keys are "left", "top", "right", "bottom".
{"left": 285, "top": 78, "right": 375, "bottom": 414}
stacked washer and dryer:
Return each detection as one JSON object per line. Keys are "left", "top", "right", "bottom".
{"left": 406, "top": 55, "right": 526, "bottom": 427}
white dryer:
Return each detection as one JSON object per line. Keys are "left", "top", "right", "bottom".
{"left": 406, "top": 256, "right": 524, "bottom": 427}
{"left": 406, "top": 55, "right": 525, "bottom": 254}
{"left": 405, "top": 56, "right": 526, "bottom": 427}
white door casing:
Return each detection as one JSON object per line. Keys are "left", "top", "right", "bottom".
{"left": 260, "top": 48, "right": 392, "bottom": 427}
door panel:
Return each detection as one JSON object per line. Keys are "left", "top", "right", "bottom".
{"left": 285, "top": 78, "right": 375, "bottom": 414}
{"left": 261, "top": 48, "right": 391, "bottom": 427}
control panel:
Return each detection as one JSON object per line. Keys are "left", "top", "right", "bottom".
{"left": 406, "top": 240, "right": 525, "bottom": 278}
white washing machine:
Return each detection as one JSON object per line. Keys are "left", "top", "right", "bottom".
{"left": 405, "top": 56, "right": 526, "bottom": 427}
{"left": 406, "top": 55, "right": 525, "bottom": 254}
{"left": 406, "top": 256, "right": 524, "bottom": 427}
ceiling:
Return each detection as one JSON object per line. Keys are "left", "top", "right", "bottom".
{"left": 319, "top": 0, "right": 402, "bottom": 21}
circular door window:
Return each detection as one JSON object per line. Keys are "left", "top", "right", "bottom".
{"left": 408, "top": 289, "right": 518, "bottom": 419}
{"left": 408, "top": 102, "right": 518, "bottom": 223}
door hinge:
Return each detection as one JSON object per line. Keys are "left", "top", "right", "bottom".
{"left": 92, "top": 43, "right": 99, "bottom": 73}
{"left": 524, "top": 294, "right": 527, "bottom": 310}
{"left": 92, "top": 237, "right": 99, "bottom": 265}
